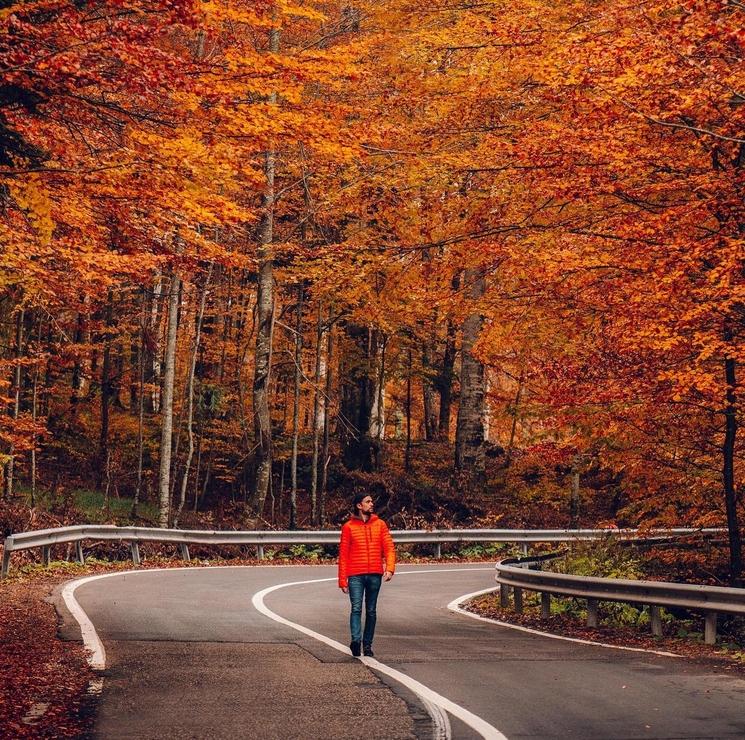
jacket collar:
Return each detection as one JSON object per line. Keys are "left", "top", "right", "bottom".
{"left": 350, "top": 512, "right": 378, "bottom": 524}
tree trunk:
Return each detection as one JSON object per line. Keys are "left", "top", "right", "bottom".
{"left": 319, "top": 316, "right": 334, "bottom": 525}
{"left": 97, "top": 290, "right": 114, "bottom": 490}
{"left": 146, "top": 273, "right": 163, "bottom": 414}
{"left": 71, "top": 299, "right": 90, "bottom": 408}
{"left": 405, "top": 347, "right": 412, "bottom": 472}
{"left": 192, "top": 415, "right": 204, "bottom": 512}
{"left": 102, "top": 450, "right": 112, "bottom": 515}
{"left": 369, "top": 331, "right": 386, "bottom": 470}
{"left": 340, "top": 325, "right": 380, "bottom": 472}
{"left": 506, "top": 369, "right": 525, "bottom": 461}
{"left": 198, "top": 445, "right": 214, "bottom": 513}
{"left": 422, "top": 337, "right": 438, "bottom": 441}
{"left": 158, "top": 272, "right": 181, "bottom": 528}
{"left": 438, "top": 274, "right": 460, "bottom": 440}
{"left": 5, "top": 308, "right": 24, "bottom": 499}
{"left": 454, "top": 268, "right": 486, "bottom": 479}
{"left": 222, "top": 271, "right": 234, "bottom": 384}
{"left": 249, "top": 24, "right": 280, "bottom": 520}
{"left": 175, "top": 266, "right": 212, "bottom": 528}
{"left": 30, "top": 319, "right": 41, "bottom": 505}
{"left": 570, "top": 464, "right": 581, "bottom": 529}
{"left": 309, "top": 304, "right": 324, "bottom": 526}
{"left": 723, "top": 341, "right": 742, "bottom": 585}
{"left": 235, "top": 282, "right": 252, "bottom": 451}
{"left": 250, "top": 160, "right": 276, "bottom": 519}
{"left": 289, "top": 283, "right": 303, "bottom": 529}
{"left": 132, "top": 291, "right": 147, "bottom": 519}
{"left": 171, "top": 282, "right": 201, "bottom": 502}
{"left": 438, "top": 318, "right": 457, "bottom": 440}
{"left": 483, "top": 371, "right": 491, "bottom": 443}
{"left": 130, "top": 314, "right": 140, "bottom": 412}
{"left": 113, "top": 341, "right": 125, "bottom": 409}
{"left": 370, "top": 333, "right": 386, "bottom": 442}
{"left": 41, "top": 320, "right": 54, "bottom": 416}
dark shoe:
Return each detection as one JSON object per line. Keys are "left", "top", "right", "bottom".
{"left": 350, "top": 641, "right": 361, "bottom": 657}
{"left": 363, "top": 645, "right": 374, "bottom": 657}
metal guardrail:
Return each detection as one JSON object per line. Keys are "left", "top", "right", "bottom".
{"left": 495, "top": 554, "right": 745, "bottom": 645}
{"left": 1, "top": 524, "right": 724, "bottom": 578}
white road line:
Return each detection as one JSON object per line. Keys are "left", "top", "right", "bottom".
{"left": 61, "top": 565, "right": 262, "bottom": 669}
{"left": 61, "top": 570, "right": 133, "bottom": 670}
{"left": 62, "top": 566, "right": 502, "bottom": 736}
{"left": 447, "top": 586, "right": 682, "bottom": 658}
{"left": 252, "top": 569, "right": 506, "bottom": 740}
{"left": 421, "top": 695, "right": 452, "bottom": 740}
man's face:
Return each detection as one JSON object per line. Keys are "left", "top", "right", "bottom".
{"left": 358, "top": 496, "right": 374, "bottom": 515}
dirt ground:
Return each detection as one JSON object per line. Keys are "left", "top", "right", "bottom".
{"left": 0, "top": 571, "right": 94, "bottom": 738}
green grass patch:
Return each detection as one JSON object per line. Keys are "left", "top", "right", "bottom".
{"left": 18, "top": 485, "right": 158, "bottom": 525}
{"left": 76, "top": 489, "right": 159, "bottom": 524}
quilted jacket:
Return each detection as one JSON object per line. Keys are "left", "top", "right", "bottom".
{"left": 338, "top": 514, "right": 396, "bottom": 588}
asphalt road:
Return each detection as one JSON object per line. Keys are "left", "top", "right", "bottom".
{"left": 61, "top": 564, "right": 745, "bottom": 739}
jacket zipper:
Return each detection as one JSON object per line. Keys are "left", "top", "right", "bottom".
{"left": 366, "top": 518, "right": 371, "bottom": 573}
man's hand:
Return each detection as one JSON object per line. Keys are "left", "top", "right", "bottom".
{"left": 341, "top": 586, "right": 349, "bottom": 593}
{"left": 383, "top": 570, "right": 393, "bottom": 582}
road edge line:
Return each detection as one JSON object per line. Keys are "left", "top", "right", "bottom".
{"left": 447, "top": 586, "right": 683, "bottom": 659}
{"left": 60, "top": 565, "right": 265, "bottom": 669}
{"left": 61, "top": 570, "right": 132, "bottom": 670}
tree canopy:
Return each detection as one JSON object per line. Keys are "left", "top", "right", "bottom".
{"left": 2, "top": 0, "right": 743, "bottom": 582}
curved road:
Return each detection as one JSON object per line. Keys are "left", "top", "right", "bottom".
{"left": 60, "top": 564, "right": 745, "bottom": 739}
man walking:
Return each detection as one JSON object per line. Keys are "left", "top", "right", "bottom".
{"left": 338, "top": 493, "right": 396, "bottom": 657}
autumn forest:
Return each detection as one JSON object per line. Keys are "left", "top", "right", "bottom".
{"left": 2, "top": 0, "right": 744, "bottom": 582}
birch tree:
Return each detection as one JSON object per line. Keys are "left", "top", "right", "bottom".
{"left": 158, "top": 272, "right": 181, "bottom": 528}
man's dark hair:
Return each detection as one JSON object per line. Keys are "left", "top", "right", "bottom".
{"left": 351, "top": 493, "right": 368, "bottom": 513}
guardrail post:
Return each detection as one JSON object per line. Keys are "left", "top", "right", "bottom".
{"left": 541, "top": 592, "right": 551, "bottom": 619}
{"left": 42, "top": 545, "right": 51, "bottom": 567}
{"left": 586, "top": 598, "right": 598, "bottom": 628}
{"left": 257, "top": 544, "right": 265, "bottom": 560}
{"left": 178, "top": 543, "right": 190, "bottom": 561}
{"left": 130, "top": 542, "right": 141, "bottom": 565}
{"left": 1, "top": 548, "right": 11, "bottom": 578}
{"left": 649, "top": 606, "right": 663, "bottom": 637}
{"left": 75, "top": 541, "right": 85, "bottom": 565}
{"left": 520, "top": 543, "right": 528, "bottom": 557}
{"left": 499, "top": 584, "right": 510, "bottom": 608}
{"left": 704, "top": 611, "right": 717, "bottom": 645}
{"left": 513, "top": 587, "right": 524, "bottom": 613}
{"left": 435, "top": 543, "right": 442, "bottom": 559}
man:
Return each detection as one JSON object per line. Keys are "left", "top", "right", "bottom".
{"left": 338, "top": 493, "right": 395, "bottom": 657}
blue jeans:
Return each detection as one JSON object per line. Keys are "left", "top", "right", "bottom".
{"left": 347, "top": 573, "right": 382, "bottom": 646}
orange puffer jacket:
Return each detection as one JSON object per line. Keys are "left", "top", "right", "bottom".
{"left": 338, "top": 514, "right": 396, "bottom": 588}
